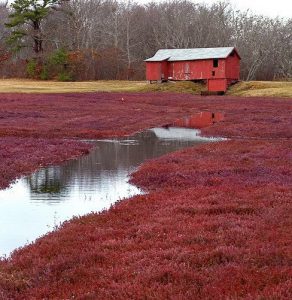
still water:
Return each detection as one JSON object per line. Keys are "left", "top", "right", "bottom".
{"left": 0, "top": 127, "right": 222, "bottom": 257}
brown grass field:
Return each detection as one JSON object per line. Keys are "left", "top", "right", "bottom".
{"left": 0, "top": 79, "right": 291, "bottom": 97}
{"left": 227, "top": 81, "right": 292, "bottom": 98}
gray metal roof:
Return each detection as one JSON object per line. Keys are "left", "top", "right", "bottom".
{"left": 145, "top": 47, "right": 238, "bottom": 62}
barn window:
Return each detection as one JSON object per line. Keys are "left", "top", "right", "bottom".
{"left": 212, "top": 71, "right": 215, "bottom": 76}
{"left": 213, "top": 59, "right": 219, "bottom": 68}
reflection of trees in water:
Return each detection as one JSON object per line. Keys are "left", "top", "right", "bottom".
{"left": 26, "top": 130, "right": 200, "bottom": 198}
{"left": 26, "top": 167, "right": 69, "bottom": 196}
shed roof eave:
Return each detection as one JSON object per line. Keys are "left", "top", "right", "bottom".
{"left": 144, "top": 57, "right": 170, "bottom": 62}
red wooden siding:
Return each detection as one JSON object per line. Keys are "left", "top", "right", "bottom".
{"left": 208, "top": 79, "right": 228, "bottom": 92}
{"left": 145, "top": 48, "right": 240, "bottom": 92}
{"left": 225, "top": 52, "right": 240, "bottom": 79}
{"left": 170, "top": 59, "right": 226, "bottom": 81}
{"left": 146, "top": 61, "right": 168, "bottom": 81}
{"left": 146, "top": 62, "right": 160, "bottom": 81}
{"left": 161, "top": 61, "right": 168, "bottom": 80}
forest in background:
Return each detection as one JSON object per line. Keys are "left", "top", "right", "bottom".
{"left": 0, "top": 0, "right": 291, "bottom": 81}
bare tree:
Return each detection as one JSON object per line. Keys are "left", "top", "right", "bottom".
{"left": 0, "top": 0, "right": 291, "bottom": 80}
{"left": 0, "top": 1, "right": 9, "bottom": 63}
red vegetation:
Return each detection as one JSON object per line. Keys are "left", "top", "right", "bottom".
{"left": 131, "top": 140, "right": 292, "bottom": 190}
{"left": 0, "top": 92, "right": 291, "bottom": 298}
{"left": 0, "top": 92, "right": 291, "bottom": 139}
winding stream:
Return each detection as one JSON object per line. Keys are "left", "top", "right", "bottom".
{"left": 0, "top": 127, "right": 223, "bottom": 257}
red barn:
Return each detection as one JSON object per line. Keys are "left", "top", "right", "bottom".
{"left": 145, "top": 47, "right": 240, "bottom": 93}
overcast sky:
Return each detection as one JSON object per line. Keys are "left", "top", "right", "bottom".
{"left": 3, "top": 0, "right": 292, "bottom": 18}
{"left": 195, "top": 0, "right": 292, "bottom": 18}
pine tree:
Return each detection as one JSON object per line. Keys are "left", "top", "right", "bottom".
{"left": 5, "top": 0, "right": 66, "bottom": 57}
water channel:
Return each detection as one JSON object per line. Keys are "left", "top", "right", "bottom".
{"left": 0, "top": 127, "right": 223, "bottom": 257}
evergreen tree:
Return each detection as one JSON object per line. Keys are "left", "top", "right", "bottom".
{"left": 5, "top": 0, "right": 66, "bottom": 56}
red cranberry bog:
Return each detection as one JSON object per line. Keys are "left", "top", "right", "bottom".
{"left": 0, "top": 92, "right": 291, "bottom": 299}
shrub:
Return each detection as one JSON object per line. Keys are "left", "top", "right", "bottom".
{"left": 40, "top": 65, "right": 49, "bottom": 80}
{"left": 48, "top": 49, "right": 73, "bottom": 81}
{"left": 49, "top": 48, "right": 69, "bottom": 66}
{"left": 26, "top": 60, "right": 37, "bottom": 78}
{"left": 57, "top": 71, "right": 73, "bottom": 82}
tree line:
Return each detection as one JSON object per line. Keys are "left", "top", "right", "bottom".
{"left": 0, "top": 0, "right": 291, "bottom": 81}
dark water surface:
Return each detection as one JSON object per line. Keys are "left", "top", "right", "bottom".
{"left": 0, "top": 127, "right": 223, "bottom": 257}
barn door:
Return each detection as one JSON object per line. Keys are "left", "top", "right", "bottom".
{"left": 157, "top": 63, "right": 165, "bottom": 81}
{"left": 160, "top": 63, "right": 165, "bottom": 80}
{"left": 184, "top": 63, "right": 190, "bottom": 80}
{"left": 168, "top": 63, "right": 174, "bottom": 80}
